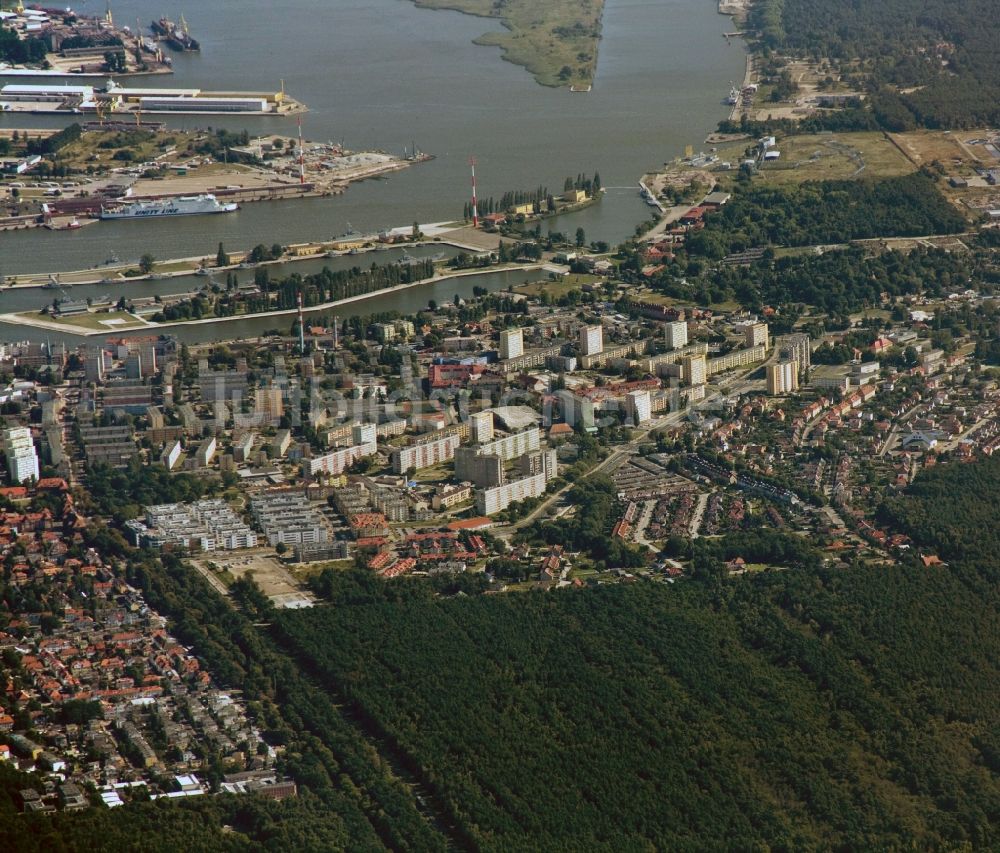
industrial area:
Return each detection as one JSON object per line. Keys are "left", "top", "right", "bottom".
{"left": 0, "top": 121, "right": 430, "bottom": 232}
{"left": 0, "top": 4, "right": 302, "bottom": 115}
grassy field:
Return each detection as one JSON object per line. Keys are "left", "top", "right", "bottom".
{"left": 18, "top": 310, "right": 147, "bottom": 331}
{"left": 515, "top": 273, "right": 599, "bottom": 298}
{"left": 746, "top": 133, "right": 914, "bottom": 186}
{"left": 411, "top": 0, "right": 605, "bottom": 88}
{"left": 57, "top": 129, "right": 178, "bottom": 172}
{"left": 887, "top": 129, "right": 998, "bottom": 169}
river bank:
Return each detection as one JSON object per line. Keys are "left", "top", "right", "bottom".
{"left": 3, "top": 222, "right": 500, "bottom": 289}
{"left": 0, "top": 263, "right": 542, "bottom": 337}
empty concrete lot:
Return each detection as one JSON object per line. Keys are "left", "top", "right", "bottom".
{"left": 195, "top": 550, "right": 316, "bottom": 609}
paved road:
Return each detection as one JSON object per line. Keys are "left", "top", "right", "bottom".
{"left": 632, "top": 499, "right": 657, "bottom": 551}
{"left": 877, "top": 400, "right": 924, "bottom": 457}
{"left": 689, "top": 491, "right": 710, "bottom": 539}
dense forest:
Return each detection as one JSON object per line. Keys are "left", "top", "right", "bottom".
{"left": 277, "top": 556, "right": 1000, "bottom": 850}
{"left": 6, "top": 461, "right": 1000, "bottom": 847}
{"left": 647, "top": 243, "right": 990, "bottom": 317}
{"left": 751, "top": 0, "right": 1000, "bottom": 128}
{"left": 0, "top": 787, "right": 372, "bottom": 852}
{"left": 265, "top": 461, "right": 1000, "bottom": 850}
{"left": 880, "top": 454, "right": 1000, "bottom": 583}
{"left": 685, "top": 173, "right": 965, "bottom": 258}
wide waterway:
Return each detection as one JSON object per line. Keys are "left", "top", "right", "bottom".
{"left": 0, "top": 0, "right": 744, "bottom": 280}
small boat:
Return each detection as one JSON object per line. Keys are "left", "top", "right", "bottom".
{"left": 195, "top": 268, "right": 211, "bottom": 276}
{"left": 42, "top": 277, "right": 66, "bottom": 290}
{"left": 65, "top": 218, "right": 82, "bottom": 230}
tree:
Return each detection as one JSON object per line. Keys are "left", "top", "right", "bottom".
{"left": 575, "top": 227, "right": 586, "bottom": 248}
{"left": 139, "top": 253, "right": 156, "bottom": 275}
{"left": 216, "top": 242, "right": 230, "bottom": 267}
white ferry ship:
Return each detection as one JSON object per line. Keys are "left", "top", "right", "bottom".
{"left": 99, "top": 194, "right": 238, "bottom": 220}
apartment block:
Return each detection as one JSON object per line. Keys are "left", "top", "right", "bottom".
{"left": 454, "top": 447, "right": 505, "bottom": 487}
{"left": 498, "top": 343, "right": 565, "bottom": 374}
{"left": 766, "top": 360, "right": 799, "bottom": 395}
{"left": 707, "top": 345, "right": 766, "bottom": 376}
{"left": 304, "top": 434, "right": 378, "bottom": 477}
{"left": 499, "top": 328, "right": 524, "bottom": 360}
{"left": 160, "top": 440, "right": 182, "bottom": 471}
{"left": 391, "top": 433, "right": 460, "bottom": 474}
{"left": 664, "top": 321, "right": 688, "bottom": 350}
{"left": 470, "top": 411, "right": 495, "bottom": 444}
{"left": 127, "top": 499, "right": 258, "bottom": 551}
{"left": 474, "top": 426, "right": 541, "bottom": 462}
{"left": 476, "top": 472, "right": 548, "bottom": 515}
{"left": 579, "top": 325, "right": 604, "bottom": 357}
{"left": 680, "top": 353, "right": 707, "bottom": 386}
{"left": 516, "top": 448, "right": 558, "bottom": 480}
{"left": 198, "top": 370, "right": 248, "bottom": 404}
{"left": 255, "top": 387, "right": 284, "bottom": 425}
{"left": 624, "top": 390, "right": 652, "bottom": 425}
{"left": 779, "top": 333, "right": 811, "bottom": 376}
{"left": 251, "top": 490, "right": 329, "bottom": 547}
{"left": 555, "top": 390, "right": 596, "bottom": 432}
{"left": 744, "top": 322, "right": 769, "bottom": 350}
{"left": 195, "top": 437, "right": 217, "bottom": 468}
{"left": 2, "top": 426, "right": 39, "bottom": 484}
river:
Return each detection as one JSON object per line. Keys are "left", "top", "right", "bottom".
{"left": 1, "top": 266, "right": 540, "bottom": 345}
{"left": 0, "top": 0, "right": 744, "bottom": 340}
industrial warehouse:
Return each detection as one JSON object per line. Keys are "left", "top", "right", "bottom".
{"left": 0, "top": 79, "right": 302, "bottom": 116}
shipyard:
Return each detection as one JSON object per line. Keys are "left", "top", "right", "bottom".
{"left": 0, "top": 4, "right": 305, "bottom": 115}
{"left": 0, "top": 2, "right": 174, "bottom": 77}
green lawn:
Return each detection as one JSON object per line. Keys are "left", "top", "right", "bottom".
{"left": 17, "top": 310, "right": 147, "bottom": 331}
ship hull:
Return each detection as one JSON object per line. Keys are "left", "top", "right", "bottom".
{"left": 100, "top": 201, "right": 237, "bottom": 220}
